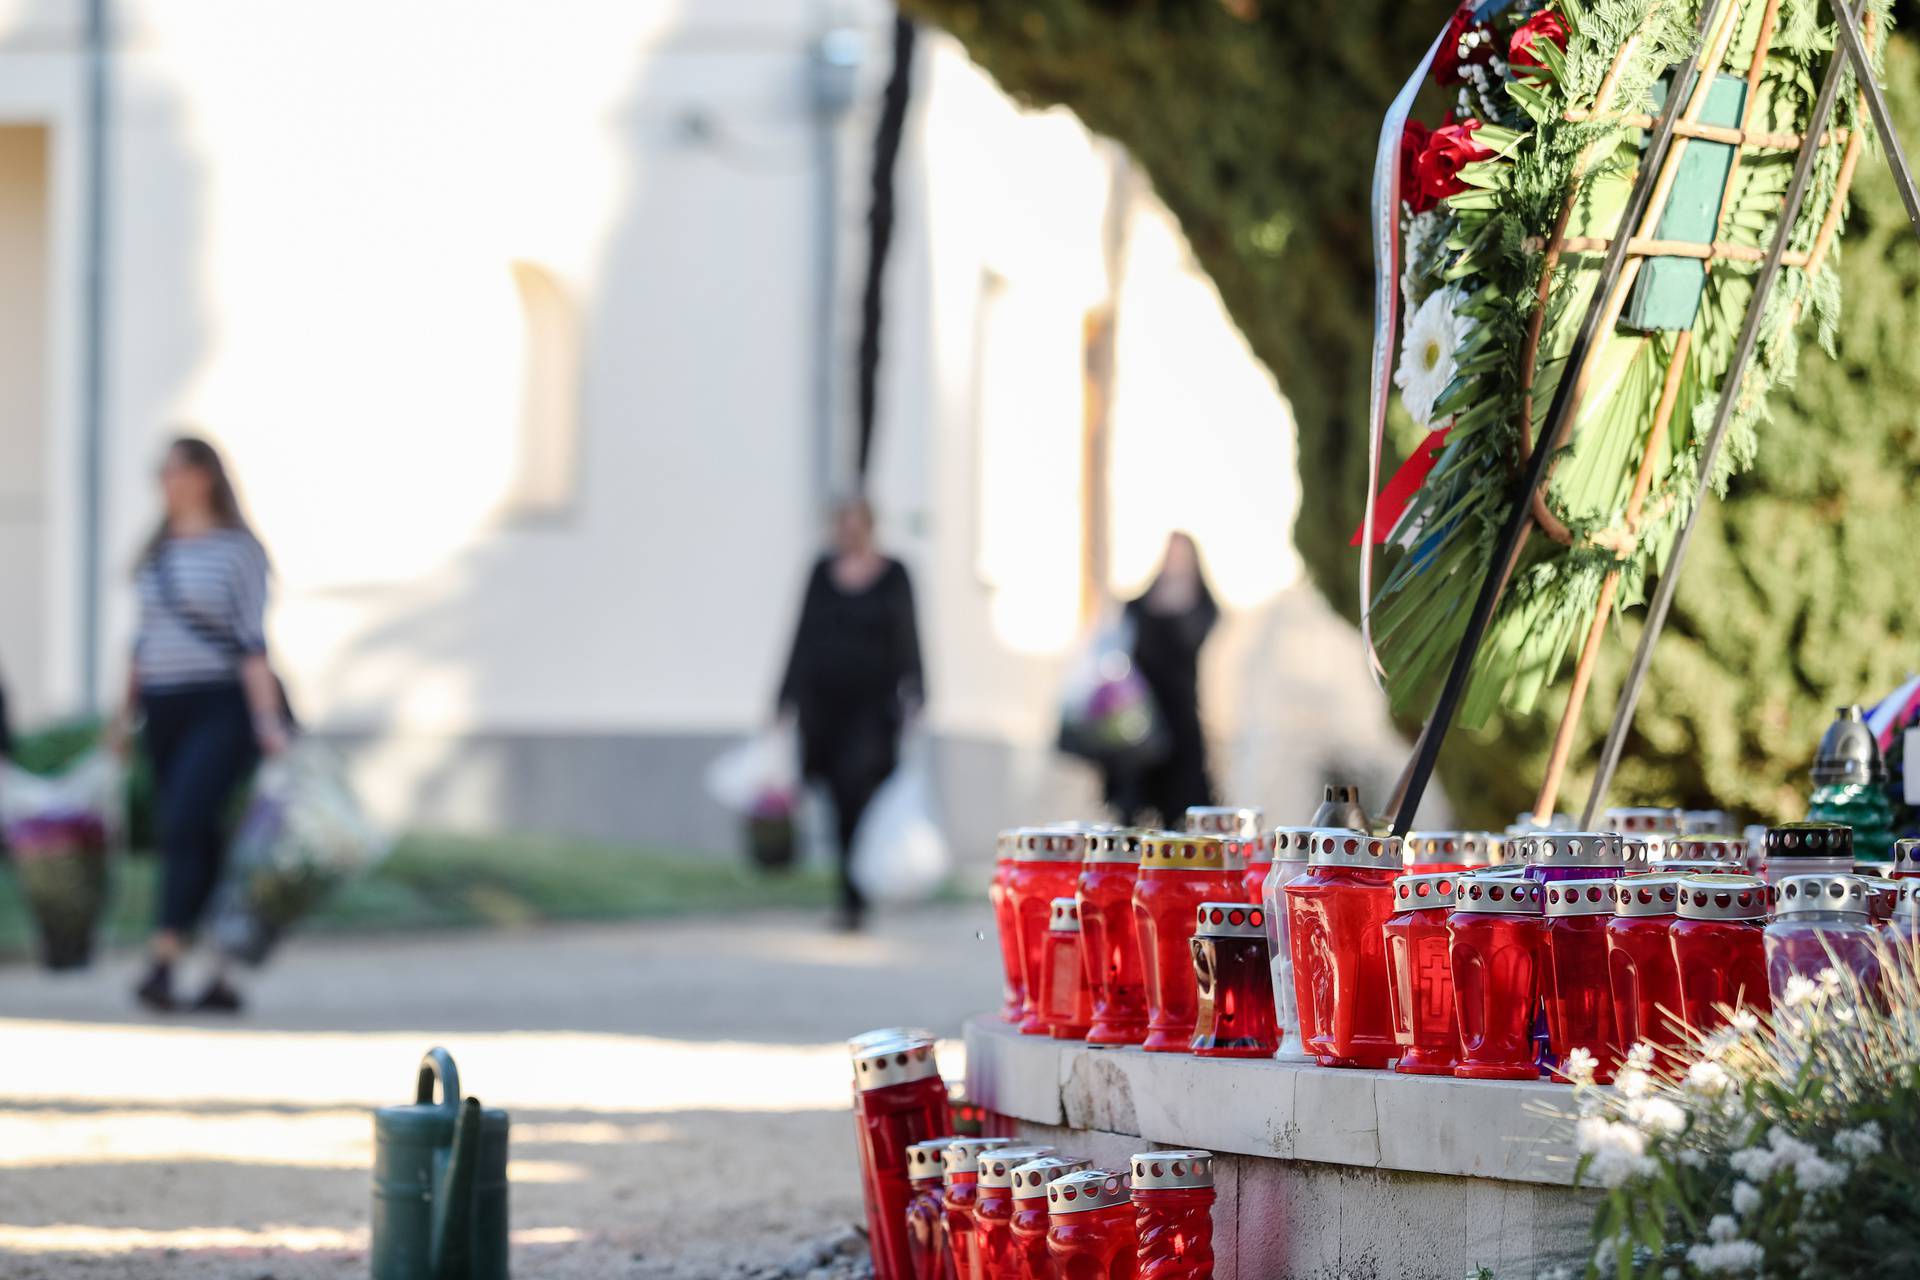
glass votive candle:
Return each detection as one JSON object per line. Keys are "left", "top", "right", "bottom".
{"left": 940, "top": 1138, "right": 1013, "bottom": 1280}
{"left": 1259, "top": 828, "right": 1315, "bottom": 1062}
{"left": 1606, "top": 875, "right": 1686, "bottom": 1066}
{"left": 1009, "top": 1156, "right": 1092, "bottom": 1280}
{"left": 1045, "top": 1170, "right": 1137, "bottom": 1277}
{"left": 1666, "top": 834, "right": 1750, "bottom": 869}
{"left": 1133, "top": 834, "right": 1240, "bottom": 1053}
{"left": 1402, "top": 831, "right": 1497, "bottom": 874}
{"left": 1605, "top": 807, "right": 1686, "bottom": 837}
{"left": 1541, "top": 878, "right": 1620, "bottom": 1083}
{"left": 1762, "top": 822, "right": 1854, "bottom": 885}
{"left": 1284, "top": 830, "right": 1404, "bottom": 1069}
{"left": 851, "top": 1037, "right": 952, "bottom": 1280}
{"left": 974, "top": 1146, "right": 1057, "bottom": 1280}
{"left": 1189, "top": 901, "right": 1278, "bottom": 1057}
{"left": 1129, "top": 1150, "right": 1215, "bottom": 1280}
{"left": 1040, "top": 898, "right": 1094, "bottom": 1040}
{"left": 1449, "top": 874, "right": 1545, "bottom": 1080}
{"left": 1010, "top": 828, "right": 1088, "bottom": 1035}
{"left": 1766, "top": 873, "right": 1882, "bottom": 999}
{"left": 1670, "top": 874, "right": 1771, "bottom": 1036}
{"left": 992, "top": 830, "right": 1027, "bottom": 1023}
{"left": 1382, "top": 872, "right": 1462, "bottom": 1076}
{"left": 904, "top": 1138, "right": 957, "bottom": 1280}
{"left": 1078, "top": 829, "right": 1149, "bottom": 1047}
{"left": 1892, "top": 838, "right": 1920, "bottom": 881}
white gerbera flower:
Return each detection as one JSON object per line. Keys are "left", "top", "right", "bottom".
{"left": 1394, "top": 287, "right": 1461, "bottom": 429}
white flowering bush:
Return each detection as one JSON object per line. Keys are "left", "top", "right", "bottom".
{"left": 1568, "top": 944, "right": 1920, "bottom": 1278}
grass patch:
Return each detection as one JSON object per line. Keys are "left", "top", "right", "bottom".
{"left": 0, "top": 831, "right": 838, "bottom": 963}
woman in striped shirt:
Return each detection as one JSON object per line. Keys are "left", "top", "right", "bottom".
{"left": 112, "top": 436, "right": 289, "bottom": 1013}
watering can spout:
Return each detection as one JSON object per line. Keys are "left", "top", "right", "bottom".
{"left": 429, "top": 1097, "right": 482, "bottom": 1280}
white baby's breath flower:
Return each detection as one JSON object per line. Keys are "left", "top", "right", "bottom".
{"left": 1394, "top": 287, "right": 1462, "bottom": 429}
{"left": 1818, "top": 967, "right": 1843, "bottom": 995}
{"left": 1767, "top": 1130, "right": 1816, "bottom": 1165}
{"left": 1708, "top": 1214, "right": 1740, "bottom": 1243}
{"left": 1627, "top": 1096, "right": 1687, "bottom": 1138}
{"left": 1677, "top": 1148, "right": 1707, "bottom": 1168}
{"left": 1730, "top": 1008, "right": 1760, "bottom": 1033}
{"left": 1616, "top": 1067, "right": 1652, "bottom": 1100}
{"left": 1563, "top": 1047, "right": 1598, "bottom": 1087}
{"left": 1577, "top": 1116, "right": 1657, "bottom": 1187}
{"left": 1687, "top": 1060, "right": 1732, "bottom": 1097}
{"left": 1783, "top": 974, "right": 1821, "bottom": 1008}
{"left": 1794, "top": 1154, "right": 1846, "bottom": 1193}
{"left": 1834, "top": 1122, "right": 1883, "bottom": 1161}
{"left": 1688, "top": 1239, "right": 1765, "bottom": 1274}
{"left": 1728, "top": 1146, "right": 1777, "bottom": 1181}
{"left": 1732, "top": 1181, "right": 1761, "bottom": 1216}
{"left": 1626, "top": 1042, "right": 1656, "bottom": 1072}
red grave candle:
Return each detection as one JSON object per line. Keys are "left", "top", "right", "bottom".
{"left": 1449, "top": 875, "right": 1545, "bottom": 1080}
{"left": 1403, "top": 830, "right": 1497, "bottom": 874}
{"left": 1040, "top": 898, "right": 1094, "bottom": 1040}
{"left": 1606, "top": 875, "right": 1686, "bottom": 1066}
{"left": 1666, "top": 835, "right": 1751, "bottom": 872}
{"left": 1189, "top": 901, "right": 1278, "bottom": 1057}
{"left": 1893, "top": 838, "right": 1920, "bottom": 881}
{"left": 1382, "top": 872, "right": 1462, "bottom": 1076}
{"left": 1078, "top": 830, "right": 1149, "bottom": 1047}
{"left": 905, "top": 1139, "right": 958, "bottom": 1280}
{"left": 1011, "top": 828, "right": 1089, "bottom": 1036}
{"left": 1670, "top": 874, "right": 1772, "bottom": 1037}
{"left": 852, "top": 1037, "right": 954, "bottom": 1280}
{"left": 941, "top": 1139, "right": 1014, "bottom": 1280}
{"left": 992, "top": 832, "right": 1027, "bottom": 1022}
{"left": 1284, "top": 830, "right": 1404, "bottom": 1068}
{"left": 1185, "top": 807, "right": 1269, "bottom": 908}
{"left": 1129, "top": 1150, "right": 1215, "bottom": 1280}
{"left": 1008, "top": 1156, "right": 1092, "bottom": 1280}
{"left": 1540, "top": 878, "right": 1621, "bottom": 1083}
{"left": 1133, "top": 834, "right": 1240, "bottom": 1053}
{"left": 975, "top": 1146, "right": 1057, "bottom": 1280}
{"left": 1045, "top": 1170, "right": 1138, "bottom": 1280}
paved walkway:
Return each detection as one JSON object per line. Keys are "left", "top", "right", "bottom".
{"left": 0, "top": 905, "right": 999, "bottom": 1278}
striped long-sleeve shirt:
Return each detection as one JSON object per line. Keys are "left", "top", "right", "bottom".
{"left": 133, "top": 529, "right": 270, "bottom": 692}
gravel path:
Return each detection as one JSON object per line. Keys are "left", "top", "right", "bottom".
{"left": 0, "top": 905, "right": 999, "bottom": 1278}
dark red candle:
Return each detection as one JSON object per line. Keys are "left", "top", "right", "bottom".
{"left": 1078, "top": 831, "right": 1149, "bottom": 1047}
{"left": 1284, "top": 830, "right": 1403, "bottom": 1069}
{"left": 1189, "top": 901, "right": 1277, "bottom": 1057}
{"left": 1605, "top": 875, "right": 1686, "bottom": 1066}
{"left": 1045, "top": 1170, "right": 1137, "bottom": 1280}
{"left": 1040, "top": 898, "right": 1094, "bottom": 1040}
{"left": 1129, "top": 1150, "right": 1215, "bottom": 1280}
{"left": 976, "top": 1146, "right": 1058, "bottom": 1280}
{"left": 1540, "top": 878, "right": 1621, "bottom": 1083}
{"left": 852, "top": 1037, "right": 954, "bottom": 1280}
{"left": 1133, "top": 835, "right": 1239, "bottom": 1053}
{"left": 1010, "top": 828, "right": 1088, "bottom": 1036}
{"left": 1671, "top": 873, "right": 1771, "bottom": 1037}
{"left": 941, "top": 1138, "right": 1014, "bottom": 1280}
{"left": 1449, "top": 875, "right": 1545, "bottom": 1080}
{"left": 1382, "top": 872, "right": 1462, "bottom": 1076}
{"left": 905, "top": 1138, "right": 958, "bottom": 1280}
{"left": 1008, "top": 1156, "right": 1092, "bottom": 1280}
{"left": 992, "top": 832, "right": 1027, "bottom": 1022}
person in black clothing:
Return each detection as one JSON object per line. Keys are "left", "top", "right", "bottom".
{"left": 777, "top": 497, "right": 924, "bottom": 931}
{"left": 1104, "top": 531, "right": 1218, "bottom": 828}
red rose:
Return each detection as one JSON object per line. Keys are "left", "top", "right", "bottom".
{"left": 1509, "top": 11, "right": 1570, "bottom": 71}
{"left": 1400, "top": 119, "right": 1437, "bottom": 213}
{"left": 1431, "top": 3, "right": 1495, "bottom": 87}
{"left": 1414, "top": 118, "right": 1495, "bottom": 204}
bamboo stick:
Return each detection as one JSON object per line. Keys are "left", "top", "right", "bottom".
{"left": 1542, "top": 235, "right": 1812, "bottom": 264}
{"left": 1563, "top": 111, "right": 1846, "bottom": 151}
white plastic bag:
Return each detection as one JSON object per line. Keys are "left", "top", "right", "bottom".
{"left": 849, "top": 742, "right": 950, "bottom": 905}
{"left": 705, "top": 723, "right": 799, "bottom": 816}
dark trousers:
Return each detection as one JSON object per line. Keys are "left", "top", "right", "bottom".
{"left": 806, "top": 718, "right": 899, "bottom": 920}
{"left": 141, "top": 684, "right": 259, "bottom": 935}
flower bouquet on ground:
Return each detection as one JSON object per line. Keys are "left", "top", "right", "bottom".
{"left": 0, "top": 750, "right": 122, "bottom": 970}
{"left": 208, "top": 740, "right": 387, "bottom": 966}
{"left": 1365, "top": 0, "right": 1891, "bottom": 730}
{"left": 1567, "top": 947, "right": 1920, "bottom": 1278}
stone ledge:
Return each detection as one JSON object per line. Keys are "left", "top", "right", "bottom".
{"left": 963, "top": 1014, "right": 1579, "bottom": 1186}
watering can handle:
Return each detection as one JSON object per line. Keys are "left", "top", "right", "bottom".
{"left": 416, "top": 1048, "right": 461, "bottom": 1116}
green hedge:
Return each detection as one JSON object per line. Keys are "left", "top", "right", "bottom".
{"left": 902, "top": 0, "right": 1920, "bottom": 825}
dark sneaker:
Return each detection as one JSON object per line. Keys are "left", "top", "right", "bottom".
{"left": 192, "top": 979, "right": 245, "bottom": 1014}
{"left": 135, "top": 964, "right": 176, "bottom": 1012}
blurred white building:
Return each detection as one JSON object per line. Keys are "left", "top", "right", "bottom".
{"left": 0, "top": 0, "right": 1421, "bottom": 857}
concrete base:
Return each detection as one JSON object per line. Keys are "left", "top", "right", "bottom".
{"left": 966, "top": 1016, "right": 1599, "bottom": 1279}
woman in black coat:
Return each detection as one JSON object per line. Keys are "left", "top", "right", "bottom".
{"left": 1104, "top": 532, "right": 1218, "bottom": 828}
{"left": 777, "top": 498, "right": 924, "bottom": 931}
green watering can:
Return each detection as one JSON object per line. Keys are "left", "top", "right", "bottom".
{"left": 372, "top": 1048, "right": 510, "bottom": 1280}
